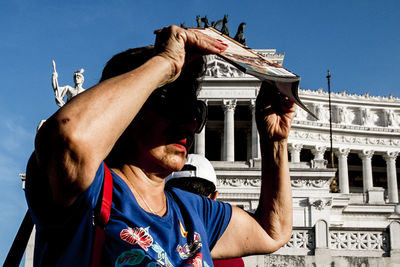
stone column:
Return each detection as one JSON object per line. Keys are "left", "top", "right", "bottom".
{"left": 194, "top": 100, "right": 207, "bottom": 157}
{"left": 223, "top": 99, "right": 236, "bottom": 161}
{"left": 250, "top": 99, "right": 260, "bottom": 159}
{"left": 335, "top": 147, "right": 350, "bottom": 194}
{"left": 383, "top": 151, "right": 399, "bottom": 203}
{"left": 311, "top": 145, "right": 327, "bottom": 169}
{"left": 194, "top": 127, "right": 206, "bottom": 157}
{"left": 358, "top": 150, "right": 374, "bottom": 193}
{"left": 288, "top": 144, "right": 303, "bottom": 163}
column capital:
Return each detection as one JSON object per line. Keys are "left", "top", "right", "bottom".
{"left": 383, "top": 151, "right": 399, "bottom": 162}
{"left": 222, "top": 99, "right": 237, "bottom": 111}
{"left": 312, "top": 145, "right": 327, "bottom": 155}
{"left": 288, "top": 143, "right": 303, "bottom": 153}
{"left": 358, "top": 149, "right": 374, "bottom": 160}
{"left": 335, "top": 147, "right": 350, "bottom": 158}
{"left": 250, "top": 99, "right": 256, "bottom": 110}
{"left": 311, "top": 145, "right": 327, "bottom": 163}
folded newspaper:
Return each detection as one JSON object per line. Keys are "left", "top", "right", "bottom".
{"left": 192, "top": 27, "right": 317, "bottom": 119}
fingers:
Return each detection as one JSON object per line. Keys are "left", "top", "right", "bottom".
{"left": 256, "top": 82, "right": 296, "bottom": 123}
{"left": 154, "top": 25, "right": 227, "bottom": 60}
{"left": 184, "top": 28, "right": 228, "bottom": 55}
{"left": 153, "top": 25, "right": 228, "bottom": 84}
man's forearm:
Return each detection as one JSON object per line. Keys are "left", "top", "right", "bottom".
{"left": 255, "top": 138, "right": 293, "bottom": 244}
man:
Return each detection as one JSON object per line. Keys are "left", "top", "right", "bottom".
{"left": 166, "top": 154, "right": 245, "bottom": 267}
{"left": 25, "top": 25, "right": 294, "bottom": 266}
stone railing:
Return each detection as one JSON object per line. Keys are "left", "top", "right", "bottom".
{"left": 274, "top": 220, "right": 399, "bottom": 258}
{"left": 329, "top": 230, "right": 389, "bottom": 254}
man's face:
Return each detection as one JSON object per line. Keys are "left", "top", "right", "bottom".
{"left": 131, "top": 98, "right": 201, "bottom": 175}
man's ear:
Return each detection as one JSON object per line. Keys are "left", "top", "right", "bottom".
{"left": 209, "top": 190, "right": 219, "bottom": 200}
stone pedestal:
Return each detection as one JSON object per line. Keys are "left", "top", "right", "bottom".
{"left": 367, "top": 187, "right": 385, "bottom": 204}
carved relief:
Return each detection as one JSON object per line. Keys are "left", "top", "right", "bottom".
{"left": 295, "top": 105, "right": 308, "bottom": 120}
{"left": 315, "top": 103, "right": 329, "bottom": 122}
{"left": 218, "top": 177, "right": 261, "bottom": 187}
{"left": 289, "top": 130, "right": 400, "bottom": 149}
{"left": 204, "top": 55, "right": 247, "bottom": 78}
{"left": 309, "top": 198, "right": 332, "bottom": 210}
{"left": 291, "top": 178, "right": 330, "bottom": 188}
{"left": 386, "top": 109, "right": 398, "bottom": 127}
{"left": 337, "top": 106, "right": 349, "bottom": 124}
{"left": 284, "top": 229, "right": 315, "bottom": 250}
{"left": 330, "top": 231, "right": 389, "bottom": 251}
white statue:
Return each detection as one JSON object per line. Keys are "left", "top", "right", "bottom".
{"left": 52, "top": 60, "right": 85, "bottom": 107}
{"left": 295, "top": 105, "right": 307, "bottom": 120}
{"left": 386, "top": 109, "right": 396, "bottom": 127}
{"left": 337, "top": 106, "right": 347, "bottom": 124}
{"left": 315, "top": 104, "right": 329, "bottom": 122}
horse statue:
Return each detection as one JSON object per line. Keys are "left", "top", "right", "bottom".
{"left": 196, "top": 15, "right": 202, "bottom": 27}
{"left": 213, "top": 14, "right": 229, "bottom": 36}
{"left": 234, "top": 22, "right": 246, "bottom": 45}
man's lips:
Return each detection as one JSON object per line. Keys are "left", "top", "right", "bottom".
{"left": 177, "top": 138, "right": 187, "bottom": 146}
{"left": 171, "top": 138, "right": 188, "bottom": 152}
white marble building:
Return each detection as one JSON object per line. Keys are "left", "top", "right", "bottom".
{"left": 196, "top": 52, "right": 400, "bottom": 266}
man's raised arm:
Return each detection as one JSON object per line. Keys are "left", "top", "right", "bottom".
{"left": 212, "top": 82, "right": 294, "bottom": 258}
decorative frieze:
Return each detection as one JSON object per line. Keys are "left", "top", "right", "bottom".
{"left": 289, "top": 130, "right": 400, "bottom": 148}
{"left": 291, "top": 178, "right": 331, "bottom": 189}
{"left": 217, "top": 177, "right": 261, "bottom": 188}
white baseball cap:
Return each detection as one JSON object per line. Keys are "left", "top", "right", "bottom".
{"left": 166, "top": 154, "right": 217, "bottom": 186}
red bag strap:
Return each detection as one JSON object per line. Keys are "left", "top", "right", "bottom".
{"left": 98, "top": 164, "right": 113, "bottom": 226}
{"left": 91, "top": 163, "right": 113, "bottom": 267}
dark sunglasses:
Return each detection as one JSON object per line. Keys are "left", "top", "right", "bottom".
{"left": 148, "top": 92, "right": 208, "bottom": 134}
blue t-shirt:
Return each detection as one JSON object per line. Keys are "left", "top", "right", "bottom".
{"left": 26, "top": 163, "right": 232, "bottom": 266}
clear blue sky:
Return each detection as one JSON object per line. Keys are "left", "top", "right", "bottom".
{"left": 1, "top": 0, "right": 399, "bottom": 263}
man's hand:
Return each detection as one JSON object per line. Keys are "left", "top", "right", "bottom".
{"left": 255, "top": 82, "right": 295, "bottom": 141}
{"left": 153, "top": 25, "right": 227, "bottom": 85}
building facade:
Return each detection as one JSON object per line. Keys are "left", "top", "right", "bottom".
{"left": 196, "top": 52, "right": 400, "bottom": 266}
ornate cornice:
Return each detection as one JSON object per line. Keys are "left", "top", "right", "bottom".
{"left": 300, "top": 88, "right": 400, "bottom": 102}
{"left": 289, "top": 129, "right": 400, "bottom": 150}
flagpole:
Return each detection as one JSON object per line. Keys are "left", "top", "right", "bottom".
{"left": 327, "top": 70, "right": 334, "bottom": 168}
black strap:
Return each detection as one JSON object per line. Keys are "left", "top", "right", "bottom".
{"left": 3, "top": 211, "right": 34, "bottom": 267}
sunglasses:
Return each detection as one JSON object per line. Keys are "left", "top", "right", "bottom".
{"left": 147, "top": 90, "right": 208, "bottom": 134}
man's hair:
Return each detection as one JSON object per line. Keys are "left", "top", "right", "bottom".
{"left": 166, "top": 177, "right": 216, "bottom": 197}
{"left": 100, "top": 47, "right": 206, "bottom": 168}
{"left": 100, "top": 46, "right": 206, "bottom": 98}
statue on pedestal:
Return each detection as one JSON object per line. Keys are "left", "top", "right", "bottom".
{"left": 51, "top": 60, "right": 85, "bottom": 107}
{"left": 234, "top": 22, "right": 246, "bottom": 45}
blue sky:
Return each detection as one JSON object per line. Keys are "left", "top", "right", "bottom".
{"left": 1, "top": 0, "right": 399, "bottom": 263}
